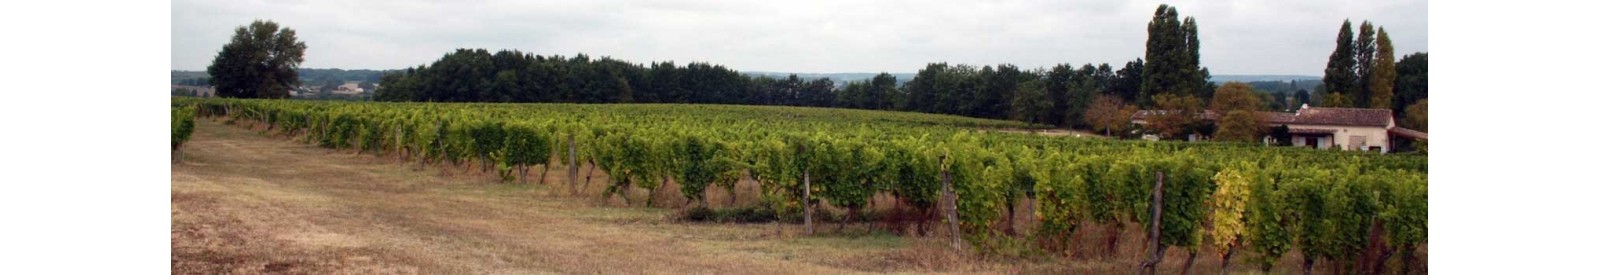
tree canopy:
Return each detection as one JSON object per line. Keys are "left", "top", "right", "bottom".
{"left": 1147, "top": 93, "right": 1205, "bottom": 139}
{"left": 1211, "top": 82, "right": 1263, "bottom": 142}
{"left": 1140, "top": 4, "right": 1209, "bottom": 106}
{"left": 1354, "top": 22, "right": 1377, "bottom": 107}
{"left": 1084, "top": 95, "right": 1136, "bottom": 137}
{"left": 1210, "top": 82, "right": 1261, "bottom": 112}
{"left": 1321, "top": 19, "right": 1405, "bottom": 110}
{"left": 1394, "top": 52, "right": 1428, "bottom": 118}
{"left": 1321, "top": 20, "right": 1358, "bottom": 105}
{"left": 1403, "top": 99, "right": 1427, "bottom": 132}
{"left": 363, "top": 5, "right": 1241, "bottom": 131}
{"left": 207, "top": 20, "right": 306, "bottom": 99}
{"left": 373, "top": 47, "right": 1152, "bottom": 129}
{"left": 1367, "top": 28, "right": 1397, "bottom": 110}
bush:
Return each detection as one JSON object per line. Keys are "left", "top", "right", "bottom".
{"left": 680, "top": 206, "right": 779, "bottom": 223}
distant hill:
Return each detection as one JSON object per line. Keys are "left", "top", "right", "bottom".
{"left": 296, "top": 68, "right": 402, "bottom": 84}
{"left": 740, "top": 72, "right": 1318, "bottom": 87}
{"left": 742, "top": 71, "right": 915, "bottom": 86}
{"left": 172, "top": 71, "right": 210, "bottom": 86}
{"left": 171, "top": 68, "right": 401, "bottom": 85}
{"left": 172, "top": 70, "right": 208, "bottom": 81}
{"left": 1209, "top": 74, "right": 1321, "bottom": 83}
{"left": 176, "top": 69, "right": 1320, "bottom": 90}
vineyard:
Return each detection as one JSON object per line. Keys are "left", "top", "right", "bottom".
{"left": 173, "top": 97, "right": 1426, "bottom": 273}
{"left": 171, "top": 103, "right": 197, "bottom": 163}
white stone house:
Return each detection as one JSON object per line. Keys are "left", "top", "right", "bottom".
{"left": 1131, "top": 104, "right": 1428, "bottom": 153}
{"left": 335, "top": 83, "right": 366, "bottom": 95}
{"left": 1274, "top": 106, "right": 1396, "bottom": 152}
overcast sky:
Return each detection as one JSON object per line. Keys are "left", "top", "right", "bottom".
{"left": 172, "top": 0, "right": 1426, "bottom": 76}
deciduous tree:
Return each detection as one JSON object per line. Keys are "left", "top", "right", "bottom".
{"left": 1111, "top": 59, "right": 1144, "bottom": 102}
{"left": 1322, "top": 92, "right": 1351, "bottom": 108}
{"left": 1215, "top": 110, "right": 1262, "bottom": 143}
{"left": 1147, "top": 93, "right": 1204, "bottom": 139}
{"left": 1293, "top": 90, "right": 1311, "bottom": 110}
{"left": 1403, "top": 99, "right": 1427, "bottom": 131}
{"left": 1394, "top": 52, "right": 1428, "bottom": 117}
{"left": 208, "top": 20, "right": 306, "bottom": 99}
{"left": 1209, "top": 82, "right": 1261, "bottom": 112}
{"left": 1062, "top": 64, "right": 1102, "bottom": 127}
{"left": 1211, "top": 82, "right": 1263, "bottom": 142}
{"left": 1010, "top": 80, "right": 1053, "bottom": 124}
{"left": 1084, "top": 95, "right": 1136, "bottom": 137}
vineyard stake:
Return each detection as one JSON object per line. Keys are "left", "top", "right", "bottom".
{"left": 803, "top": 169, "right": 813, "bottom": 235}
{"left": 569, "top": 134, "right": 579, "bottom": 196}
{"left": 941, "top": 153, "right": 960, "bottom": 252}
{"left": 1139, "top": 171, "right": 1165, "bottom": 275}
{"left": 801, "top": 144, "right": 814, "bottom": 236}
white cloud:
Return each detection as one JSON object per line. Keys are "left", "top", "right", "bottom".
{"left": 173, "top": 0, "right": 1426, "bottom": 75}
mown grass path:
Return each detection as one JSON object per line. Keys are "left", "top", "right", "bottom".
{"left": 171, "top": 119, "right": 950, "bottom": 274}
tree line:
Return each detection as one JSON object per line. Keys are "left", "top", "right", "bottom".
{"left": 369, "top": 4, "right": 1359, "bottom": 134}
{"left": 214, "top": 5, "right": 1426, "bottom": 137}
{"left": 1318, "top": 19, "right": 1428, "bottom": 131}
{"left": 373, "top": 49, "right": 839, "bottom": 106}
{"left": 369, "top": 49, "right": 1159, "bottom": 129}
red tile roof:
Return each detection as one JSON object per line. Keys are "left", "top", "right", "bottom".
{"left": 1131, "top": 110, "right": 1216, "bottom": 121}
{"left": 1288, "top": 128, "right": 1338, "bottom": 135}
{"left": 1289, "top": 107, "right": 1393, "bottom": 127}
{"left": 1389, "top": 127, "right": 1428, "bottom": 140}
{"left": 1258, "top": 112, "right": 1297, "bottom": 124}
{"left": 1134, "top": 107, "right": 1394, "bottom": 128}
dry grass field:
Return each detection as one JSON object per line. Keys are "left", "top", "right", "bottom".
{"left": 172, "top": 118, "right": 1422, "bottom": 274}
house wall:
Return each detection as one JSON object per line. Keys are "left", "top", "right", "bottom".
{"left": 1290, "top": 125, "right": 1390, "bottom": 153}
{"left": 1290, "top": 135, "right": 1335, "bottom": 149}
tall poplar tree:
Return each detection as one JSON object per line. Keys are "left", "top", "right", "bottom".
{"left": 1354, "top": 21, "right": 1377, "bottom": 107}
{"left": 1183, "top": 17, "right": 1209, "bottom": 99}
{"left": 1140, "top": 4, "right": 1208, "bottom": 106}
{"left": 1321, "top": 20, "right": 1356, "bottom": 106}
{"left": 1367, "top": 28, "right": 1396, "bottom": 110}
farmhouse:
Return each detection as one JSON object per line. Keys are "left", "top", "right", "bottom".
{"left": 336, "top": 83, "right": 366, "bottom": 94}
{"left": 1132, "top": 104, "right": 1428, "bottom": 153}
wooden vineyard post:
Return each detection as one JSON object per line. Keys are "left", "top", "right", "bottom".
{"left": 801, "top": 144, "right": 814, "bottom": 236}
{"left": 1139, "top": 171, "right": 1166, "bottom": 275}
{"left": 803, "top": 168, "right": 814, "bottom": 235}
{"left": 940, "top": 154, "right": 961, "bottom": 252}
{"left": 568, "top": 133, "right": 579, "bottom": 196}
